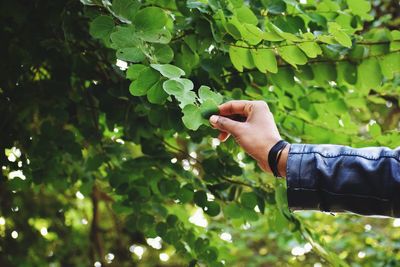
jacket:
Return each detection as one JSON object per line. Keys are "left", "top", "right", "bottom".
{"left": 286, "top": 144, "right": 400, "bottom": 217}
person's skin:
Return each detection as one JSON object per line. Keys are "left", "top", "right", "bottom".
{"left": 209, "top": 100, "right": 290, "bottom": 176}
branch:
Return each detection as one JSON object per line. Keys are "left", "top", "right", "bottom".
{"left": 90, "top": 183, "right": 105, "bottom": 265}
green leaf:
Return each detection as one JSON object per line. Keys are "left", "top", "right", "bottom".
{"left": 235, "top": 6, "right": 258, "bottom": 25}
{"left": 163, "top": 78, "right": 196, "bottom": 108}
{"left": 337, "top": 62, "right": 357, "bottom": 84}
{"left": 390, "top": 30, "right": 400, "bottom": 51}
{"left": 177, "top": 185, "right": 194, "bottom": 203}
{"left": 133, "top": 7, "right": 167, "bottom": 31}
{"left": 297, "top": 42, "right": 322, "bottom": 58}
{"left": 193, "top": 190, "right": 208, "bottom": 207}
{"left": 369, "top": 123, "right": 382, "bottom": 137}
{"left": 251, "top": 49, "right": 278, "bottom": 73}
{"left": 137, "top": 28, "right": 171, "bottom": 44}
{"left": 126, "top": 64, "right": 146, "bottom": 80}
{"left": 205, "top": 201, "right": 221, "bottom": 217}
{"left": 263, "top": 31, "right": 284, "bottom": 41}
{"left": 229, "top": 45, "right": 255, "bottom": 72}
{"left": 147, "top": 80, "right": 168, "bottom": 104}
{"left": 242, "top": 24, "right": 263, "bottom": 45}
{"left": 151, "top": 64, "right": 185, "bottom": 79}
{"left": 200, "top": 99, "right": 219, "bottom": 123}
{"left": 110, "top": 26, "right": 139, "bottom": 48}
{"left": 223, "top": 203, "right": 242, "bottom": 219}
{"left": 312, "top": 63, "right": 337, "bottom": 85}
{"left": 163, "top": 78, "right": 194, "bottom": 95}
{"left": 347, "top": 0, "right": 371, "bottom": 17}
{"left": 153, "top": 44, "right": 174, "bottom": 64}
{"left": 240, "top": 192, "right": 258, "bottom": 209}
{"left": 270, "top": 67, "right": 295, "bottom": 89}
{"left": 116, "top": 47, "right": 145, "bottom": 62}
{"left": 89, "top": 15, "right": 115, "bottom": 39}
{"left": 182, "top": 104, "right": 203, "bottom": 130}
{"left": 129, "top": 67, "right": 160, "bottom": 96}
{"left": 278, "top": 45, "right": 307, "bottom": 67}
{"left": 198, "top": 86, "right": 223, "bottom": 104}
{"left": 379, "top": 52, "right": 400, "bottom": 79}
{"left": 225, "top": 17, "right": 243, "bottom": 40}
{"left": 112, "top": 0, "right": 140, "bottom": 22}
{"left": 328, "top": 22, "right": 352, "bottom": 48}
{"left": 357, "top": 58, "right": 382, "bottom": 91}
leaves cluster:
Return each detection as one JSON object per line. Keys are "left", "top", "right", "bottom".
{"left": 0, "top": 0, "right": 399, "bottom": 266}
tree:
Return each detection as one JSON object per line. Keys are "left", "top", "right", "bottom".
{"left": 0, "top": 0, "right": 399, "bottom": 266}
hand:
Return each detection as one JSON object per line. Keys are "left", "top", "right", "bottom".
{"left": 209, "top": 100, "right": 289, "bottom": 175}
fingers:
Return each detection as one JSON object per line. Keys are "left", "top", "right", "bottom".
{"left": 218, "top": 131, "right": 230, "bottom": 142}
{"left": 209, "top": 115, "right": 243, "bottom": 136}
{"left": 218, "top": 100, "right": 253, "bottom": 116}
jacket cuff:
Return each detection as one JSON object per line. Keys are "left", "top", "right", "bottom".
{"left": 285, "top": 144, "right": 324, "bottom": 211}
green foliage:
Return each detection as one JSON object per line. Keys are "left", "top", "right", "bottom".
{"left": 1, "top": 0, "right": 400, "bottom": 266}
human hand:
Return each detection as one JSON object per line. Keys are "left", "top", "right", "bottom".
{"left": 209, "top": 100, "right": 289, "bottom": 175}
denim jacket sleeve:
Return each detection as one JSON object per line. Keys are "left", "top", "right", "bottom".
{"left": 286, "top": 144, "right": 400, "bottom": 217}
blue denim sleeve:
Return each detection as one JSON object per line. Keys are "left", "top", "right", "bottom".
{"left": 286, "top": 144, "right": 400, "bottom": 217}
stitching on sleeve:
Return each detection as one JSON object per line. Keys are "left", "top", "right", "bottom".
{"left": 290, "top": 188, "right": 391, "bottom": 202}
{"left": 290, "top": 151, "right": 400, "bottom": 162}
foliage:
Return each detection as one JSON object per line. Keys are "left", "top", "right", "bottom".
{"left": 1, "top": 0, "right": 399, "bottom": 266}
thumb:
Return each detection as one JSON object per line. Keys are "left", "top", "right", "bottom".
{"left": 209, "top": 115, "right": 242, "bottom": 136}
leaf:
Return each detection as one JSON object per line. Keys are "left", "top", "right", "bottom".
{"left": 242, "top": 24, "right": 263, "bottom": 45}
{"left": 193, "top": 190, "right": 208, "bottom": 207}
{"left": 137, "top": 28, "right": 171, "bottom": 44}
{"left": 110, "top": 26, "right": 139, "bottom": 48}
{"left": 263, "top": 31, "right": 284, "bottom": 41}
{"left": 112, "top": 0, "right": 140, "bottom": 22}
{"left": 369, "top": 123, "right": 382, "bottom": 137}
{"left": 225, "top": 17, "right": 243, "bottom": 40}
{"left": 133, "top": 7, "right": 167, "bottom": 31}
{"left": 347, "top": 0, "right": 371, "bottom": 17}
{"left": 198, "top": 86, "right": 223, "bottom": 104}
{"left": 251, "top": 49, "right": 278, "bottom": 73}
{"left": 205, "top": 201, "right": 221, "bottom": 217}
{"left": 129, "top": 67, "right": 160, "bottom": 96}
{"left": 153, "top": 44, "right": 174, "bottom": 64}
{"left": 390, "top": 30, "right": 400, "bottom": 51}
{"left": 270, "top": 67, "right": 295, "bottom": 89}
{"left": 240, "top": 192, "right": 258, "bottom": 209}
{"left": 177, "top": 185, "right": 194, "bottom": 203}
{"left": 163, "top": 78, "right": 193, "bottom": 95}
{"left": 182, "top": 104, "right": 203, "bottom": 130}
{"left": 328, "top": 22, "right": 352, "bottom": 48}
{"left": 337, "top": 62, "right": 357, "bottom": 84}
{"left": 379, "top": 52, "right": 400, "bottom": 79}
{"left": 278, "top": 45, "right": 307, "bottom": 67}
{"left": 116, "top": 47, "right": 145, "bottom": 62}
{"left": 126, "top": 64, "right": 146, "bottom": 80}
{"left": 200, "top": 99, "right": 219, "bottom": 122}
{"left": 223, "top": 203, "right": 242, "bottom": 219}
{"left": 357, "top": 57, "right": 382, "bottom": 91}
{"left": 147, "top": 80, "right": 168, "bottom": 104}
{"left": 151, "top": 64, "right": 185, "bottom": 79}
{"left": 163, "top": 78, "right": 196, "bottom": 107}
{"left": 235, "top": 6, "right": 258, "bottom": 25}
{"left": 298, "top": 42, "right": 322, "bottom": 58}
{"left": 229, "top": 45, "right": 255, "bottom": 72}
{"left": 89, "top": 15, "right": 115, "bottom": 39}
{"left": 312, "top": 63, "right": 337, "bottom": 85}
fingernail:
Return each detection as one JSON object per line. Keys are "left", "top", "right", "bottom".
{"left": 210, "top": 115, "right": 218, "bottom": 125}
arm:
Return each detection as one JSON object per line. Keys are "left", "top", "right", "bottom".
{"left": 209, "top": 100, "right": 400, "bottom": 217}
{"left": 286, "top": 144, "right": 400, "bottom": 217}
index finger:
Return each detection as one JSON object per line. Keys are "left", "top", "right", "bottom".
{"left": 218, "top": 100, "right": 253, "bottom": 116}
